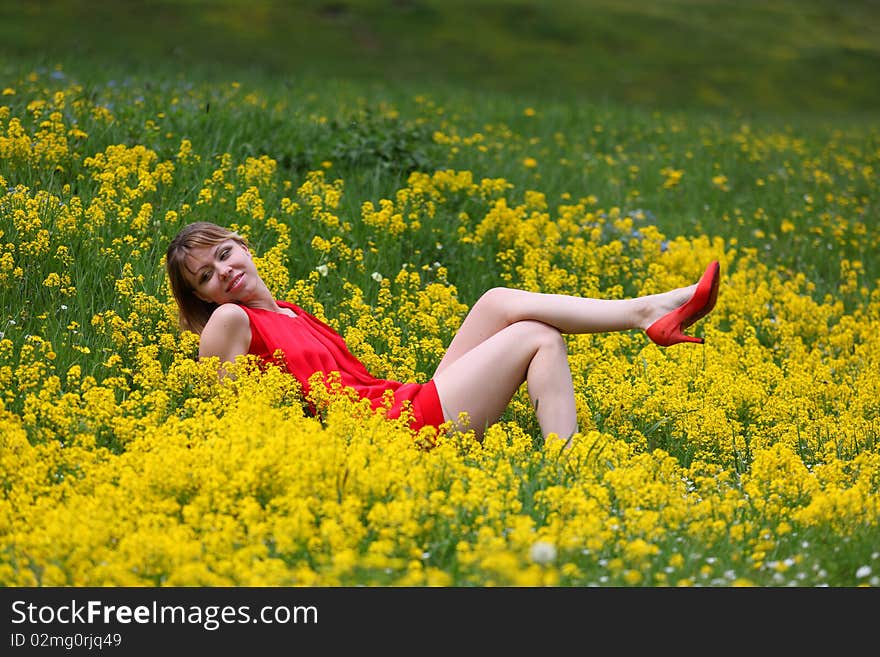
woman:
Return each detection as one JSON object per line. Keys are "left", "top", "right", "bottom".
{"left": 166, "top": 221, "right": 720, "bottom": 447}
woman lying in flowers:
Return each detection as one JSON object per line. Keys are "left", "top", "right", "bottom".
{"left": 166, "top": 221, "right": 719, "bottom": 447}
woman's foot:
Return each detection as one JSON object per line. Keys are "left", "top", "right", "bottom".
{"left": 643, "top": 261, "right": 720, "bottom": 346}
{"left": 640, "top": 284, "right": 698, "bottom": 329}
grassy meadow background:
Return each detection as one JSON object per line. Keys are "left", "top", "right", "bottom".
{"left": 1, "top": 0, "right": 879, "bottom": 586}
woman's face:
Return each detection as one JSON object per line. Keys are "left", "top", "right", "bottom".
{"left": 182, "top": 239, "right": 261, "bottom": 305}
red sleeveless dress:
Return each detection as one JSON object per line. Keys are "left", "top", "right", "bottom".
{"left": 239, "top": 300, "right": 445, "bottom": 432}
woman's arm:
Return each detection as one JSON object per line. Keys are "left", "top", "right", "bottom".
{"left": 198, "top": 303, "right": 252, "bottom": 368}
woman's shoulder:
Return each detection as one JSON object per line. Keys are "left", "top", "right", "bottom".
{"left": 202, "top": 303, "right": 251, "bottom": 343}
{"left": 207, "top": 302, "right": 251, "bottom": 324}
{"left": 200, "top": 303, "right": 252, "bottom": 362}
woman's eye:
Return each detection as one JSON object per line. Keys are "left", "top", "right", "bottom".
{"left": 220, "top": 248, "right": 230, "bottom": 259}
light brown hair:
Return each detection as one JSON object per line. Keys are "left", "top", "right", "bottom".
{"left": 165, "top": 221, "right": 249, "bottom": 334}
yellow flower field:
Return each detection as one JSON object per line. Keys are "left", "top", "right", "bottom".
{"left": 1, "top": 67, "right": 878, "bottom": 586}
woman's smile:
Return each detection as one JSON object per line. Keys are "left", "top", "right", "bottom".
{"left": 227, "top": 272, "right": 244, "bottom": 293}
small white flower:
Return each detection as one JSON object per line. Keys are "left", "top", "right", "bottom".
{"left": 315, "top": 264, "right": 329, "bottom": 277}
{"left": 371, "top": 271, "right": 383, "bottom": 282}
{"left": 855, "top": 565, "right": 872, "bottom": 579}
{"left": 60, "top": 304, "right": 68, "bottom": 310}
{"left": 529, "top": 540, "right": 557, "bottom": 565}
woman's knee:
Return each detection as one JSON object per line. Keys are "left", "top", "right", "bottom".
{"left": 517, "top": 319, "right": 566, "bottom": 353}
{"left": 472, "top": 287, "right": 516, "bottom": 323}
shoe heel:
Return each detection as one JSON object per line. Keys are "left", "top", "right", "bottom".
{"left": 646, "top": 261, "right": 719, "bottom": 347}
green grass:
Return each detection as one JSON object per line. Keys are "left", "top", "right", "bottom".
{"left": 1, "top": 0, "right": 879, "bottom": 116}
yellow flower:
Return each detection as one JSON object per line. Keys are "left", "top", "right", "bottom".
{"left": 712, "top": 174, "right": 730, "bottom": 191}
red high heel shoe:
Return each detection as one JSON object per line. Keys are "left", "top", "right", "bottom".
{"left": 646, "top": 260, "right": 720, "bottom": 346}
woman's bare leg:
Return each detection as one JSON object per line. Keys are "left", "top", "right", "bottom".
{"left": 434, "top": 285, "right": 696, "bottom": 376}
{"left": 432, "top": 320, "right": 578, "bottom": 443}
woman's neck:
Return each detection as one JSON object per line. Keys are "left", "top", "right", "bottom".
{"left": 239, "top": 284, "right": 282, "bottom": 313}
